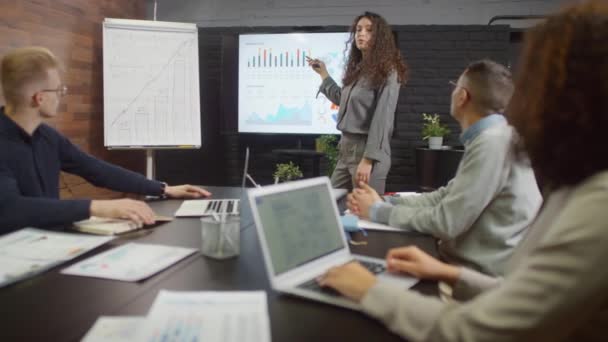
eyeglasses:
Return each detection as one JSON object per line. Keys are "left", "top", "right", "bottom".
{"left": 449, "top": 80, "right": 470, "bottom": 93}
{"left": 39, "top": 85, "right": 68, "bottom": 97}
{"left": 449, "top": 80, "right": 472, "bottom": 100}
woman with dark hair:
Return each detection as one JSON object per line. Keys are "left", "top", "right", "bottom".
{"left": 307, "top": 12, "right": 407, "bottom": 194}
{"left": 316, "top": 1, "right": 608, "bottom": 340}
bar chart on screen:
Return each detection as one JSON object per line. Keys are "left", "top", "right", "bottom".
{"left": 238, "top": 32, "right": 349, "bottom": 134}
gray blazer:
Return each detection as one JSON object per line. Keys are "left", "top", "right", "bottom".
{"left": 360, "top": 171, "right": 608, "bottom": 341}
{"left": 318, "top": 72, "right": 400, "bottom": 163}
{"left": 374, "top": 121, "right": 542, "bottom": 276}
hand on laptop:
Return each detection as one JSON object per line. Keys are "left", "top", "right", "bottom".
{"left": 348, "top": 182, "right": 382, "bottom": 219}
{"left": 317, "top": 262, "right": 377, "bottom": 301}
{"left": 165, "top": 184, "right": 211, "bottom": 199}
{"left": 386, "top": 246, "right": 461, "bottom": 285}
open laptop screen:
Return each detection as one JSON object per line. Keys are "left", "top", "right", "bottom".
{"left": 241, "top": 147, "right": 250, "bottom": 190}
{"left": 255, "top": 183, "right": 344, "bottom": 275}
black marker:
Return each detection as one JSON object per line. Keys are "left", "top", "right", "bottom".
{"left": 306, "top": 56, "right": 321, "bottom": 69}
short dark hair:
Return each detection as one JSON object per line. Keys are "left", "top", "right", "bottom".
{"left": 462, "top": 59, "right": 514, "bottom": 115}
{"left": 507, "top": 0, "right": 608, "bottom": 189}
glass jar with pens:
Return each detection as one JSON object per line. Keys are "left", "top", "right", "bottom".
{"left": 200, "top": 211, "right": 240, "bottom": 259}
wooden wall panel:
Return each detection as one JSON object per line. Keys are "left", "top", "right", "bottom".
{"left": 0, "top": 0, "right": 147, "bottom": 199}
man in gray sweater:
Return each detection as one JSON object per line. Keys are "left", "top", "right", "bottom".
{"left": 348, "top": 60, "right": 542, "bottom": 276}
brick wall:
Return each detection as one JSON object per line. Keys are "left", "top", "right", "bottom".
{"left": 0, "top": 0, "right": 147, "bottom": 198}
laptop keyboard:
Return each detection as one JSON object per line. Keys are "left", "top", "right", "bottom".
{"left": 359, "top": 260, "right": 387, "bottom": 274}
{"left": 297, "top": 260, "right": 387, "bottom": 297}
{"left": 205, "top": 200, "right": 239, "bottom": 215}
{"left": 298, "top": 278, "right": 342, "bottom": 296}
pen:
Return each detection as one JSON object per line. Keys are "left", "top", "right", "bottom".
{"left": 28, "top": 236, "right": 48, "bottom": 244}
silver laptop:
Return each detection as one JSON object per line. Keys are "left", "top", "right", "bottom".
{"left": 248, "top": 177, "right": 418, "bottom": 310}
{"left": 175, "top": 147, "right": 253, "bottom": 217}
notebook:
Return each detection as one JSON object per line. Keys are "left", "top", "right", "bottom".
{"left": 73, "top": 215, "right": 173, "bottom": 235}
{"left": 248, "top": 176, "right": 418, "bottom": 311}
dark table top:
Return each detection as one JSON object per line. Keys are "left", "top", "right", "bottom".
{"left": 0, "top": 186, "right": 438, "bottom": 342}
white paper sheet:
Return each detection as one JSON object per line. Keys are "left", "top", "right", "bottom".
{"left": 0, "top": 257, "right": 47, "bottom": 285}
{"left": 61, "top": 243, "right": 196, "bottom": 281}
{"left": 344, "top": 192, "right": 421, "bottom": 233}
{"left": 81, "top": 316, "right": 143, "bottom": 342}
{"left": 174, "top": 199, "right": 208, "bottom": 216}
{"left": 137, "top": 290, "right": 271, "bottom": 342}
{"left": 390, "top": 192, "right": 421, "bottom": 197}
{"left": 0, "top": 228, "right": 114, "bottom": 261}
{"left": 0, "top": 228, "right": 114, "bottom": 287}
{"left": 357, "top": 219, "right": 404, "bottom": 232}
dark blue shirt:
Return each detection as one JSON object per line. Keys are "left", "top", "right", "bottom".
{"left": 0, "top": 107, "right": 163, "bottom": 234}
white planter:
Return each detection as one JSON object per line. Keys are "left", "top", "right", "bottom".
{"left": 428, "top": 136, "right": 443, "bottom": 149}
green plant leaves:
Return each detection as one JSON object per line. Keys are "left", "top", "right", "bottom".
{"left": 273, "top": 161, "right": 303, "bottom": 181}
{"left": 421, "top": 113, "right": 450, "bottom": 139}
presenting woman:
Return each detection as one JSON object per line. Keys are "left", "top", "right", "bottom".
{"left": 307, "top": 12, "right": 407, "bottom": 194}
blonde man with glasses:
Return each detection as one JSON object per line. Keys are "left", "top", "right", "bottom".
{"left": 0, "top": 46, "right": 211, "bottom": 234}
{"left": 346, "top": 60, "right": 542, "bottom": 276}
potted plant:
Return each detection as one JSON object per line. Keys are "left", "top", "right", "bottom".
{"left": 315, "top": 134, "right": 339, "bottom": 176}
{"left": 421, "top": 113, "right": 450, "bottom": 149}
{"left": 273, "top": 161, "right": 303, "bottom": 184}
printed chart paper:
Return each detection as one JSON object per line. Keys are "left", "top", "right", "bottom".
{"left": 61, "top": 243, "right": 196, "bottom": 281}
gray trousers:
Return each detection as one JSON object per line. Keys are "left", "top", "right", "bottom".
{"left": 330, "top": 134, "right": 391, "bottom": 194}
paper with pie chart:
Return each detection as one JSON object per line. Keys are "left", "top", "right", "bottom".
{"left": 61, "top": 243, "right": 196, "bottom": 281}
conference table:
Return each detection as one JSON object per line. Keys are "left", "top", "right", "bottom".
{"left": 0, "top": 186, "right": 439, "bottom": 342}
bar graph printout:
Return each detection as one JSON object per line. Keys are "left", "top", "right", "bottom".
{"left": 136, "top": 291, "right": 271, "bottom": 342}
{"left": 82, "top": 316, "right": 144, "bottom": 342}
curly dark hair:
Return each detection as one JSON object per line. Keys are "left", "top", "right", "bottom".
{"left": 342, "top": 12, "right": 408, "bottom": 89}
{"left": 507, "top": 0, "right": 608, "bottom": 189}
